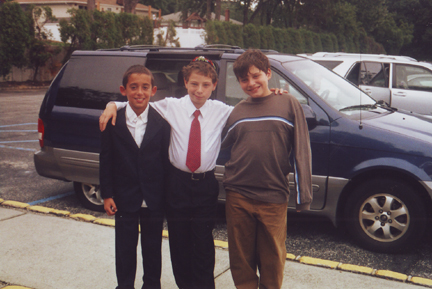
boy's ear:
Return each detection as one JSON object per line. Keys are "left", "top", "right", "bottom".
{"left": 212, "top": 81, "right": 218, "bottom": 91}
{"left": 119, "top": 85, "right": 127, "bottom": 96}
{"left": 266, "top": 68, "right": 272, "bottom": 79}
{"left": 150, "top": 86, "right": 157, "bottom": 97}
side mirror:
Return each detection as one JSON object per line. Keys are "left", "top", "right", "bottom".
{"left": 302, "top": 104, "right": 317, "bottom": 130}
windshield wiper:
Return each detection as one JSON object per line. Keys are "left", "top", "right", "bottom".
{"left": 339, "top": 104, "right": 377, "bottom": 112}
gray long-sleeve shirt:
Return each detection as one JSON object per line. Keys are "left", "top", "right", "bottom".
{"left": 221, "top": 92, "right": 312, "bottom": 210}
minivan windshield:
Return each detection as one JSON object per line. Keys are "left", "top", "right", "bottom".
{"left": 283, "top": 59, "right": 376, "bottom": 114}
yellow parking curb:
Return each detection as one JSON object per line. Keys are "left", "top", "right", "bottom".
{"left": 2, "top": 200, "right": 30, "bottom": 209}
{"left": 286, "top": 253, "right": 296, "bottom": 260}
{"left": 214, "top": 240, "right": 228, "bottom": 249}
{"left": 375, "top": 270, "right": 408, "bottom": 282}
{"left": 93, "top": 218, "right": 115, "bottom": 227}
{"left": 338, "top": 264, "right": 374, "bottom": 275}
{"left": 50, "top": 209, "right": 71, "bottom": 216}
{"left": 3, "top": 286, "right": 33, "bottom": 289}
{"left": 28, "top": 205, "right": 54, "bottom": 214}
{"left": 411, "top": 276, "right": 432, "bottom": 286}
{"left": 299, "top": 256, "right": 340, "bottom": 269}
{"left": 162, "top": 230, "right": 169, "bottom": 238}
{"left": 70, "top": 213, "right": 96, "bottom": 222}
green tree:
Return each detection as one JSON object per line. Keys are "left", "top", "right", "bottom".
{"left": 387, "top": 0, "right": 428, "bottom": 59}
{"left": 286, "top": 28, "right": 304, "bottom": 54}
{"left": 230, "top": 22, "right": 244, "bottom": 47}
{"left": 138, "top": 15, "right": 154, "bottom": 45}
{"left": 259, "top": 26, "right": 275, "bottom": 50}
{"left": 30, "top": 6, "right": 57, "bottom": 39}
{"left": 243, "top": 23, "right": 260, "bottom": 49}
{"left": 204, "top": 20, "right": 218, "bottom": 44}
{"left": 92, "top": 10, "right": 121, "bottom": 48}
{"left": 300, "top": 29, "right": 315, "bottom": 53}
{"left": 222, "top": 21, "right": 236, "bottom": 45}
{"left": 26, "top": 5, "right": 60, "bottom": 81}
{"left": 156, "top": 20, "right": 179, "bottom": 47}
{"left": 214, "top": 20, "right": 228, "bottom": 44}
{"left": 0, "top": 1, "right": 32, "bottom": 77}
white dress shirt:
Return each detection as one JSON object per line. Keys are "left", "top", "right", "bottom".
{"left": 125, "top": 104, "right": 149, "bottom": 148}
{"left": 125, "top": 103, "right": 149, "bottom": 207}
{"left": 116, "top": 95, "right": 233, "bottom": 173}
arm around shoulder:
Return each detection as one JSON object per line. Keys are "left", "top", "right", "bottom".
{"left": 99, "top": 102, "right": 125, "bottom": 131}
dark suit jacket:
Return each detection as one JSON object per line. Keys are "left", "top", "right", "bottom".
{"left": 99, "top": 106, "right": 171, "bottom": 212}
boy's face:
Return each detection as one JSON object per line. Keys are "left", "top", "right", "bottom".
{"left": 120, "top": 73, "right": 157, "bottom": 115}
{"left": 238, "top": 65, "right": 272, "bottom": 98}
{"left": 184, "top": 71, "right": 217, "bottom": 109}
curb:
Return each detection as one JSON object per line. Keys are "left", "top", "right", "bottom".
{"left": 1, "top": 199, "right": 432, "bottom": 288}
{"left": 0, "top": 86, "right": 49, "bottom": 92}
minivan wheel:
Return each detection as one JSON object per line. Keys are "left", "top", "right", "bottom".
{"left": 344, "top": 178, "right": 426, "bottom": 253}
{"left": 73, "top": 182, "right": 104, "bottom": 212}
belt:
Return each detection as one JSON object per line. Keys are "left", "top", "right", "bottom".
{"left": 172, "top": 166, "right": 215, "bottom": 181}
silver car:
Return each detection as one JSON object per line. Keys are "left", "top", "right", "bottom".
{"left": 300, "top": 52, "right": 432, "bottom": 117}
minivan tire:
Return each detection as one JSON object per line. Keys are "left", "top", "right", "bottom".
{"left": 344, "top": 178, "right": 426, "bottom": 253}
{"left": 73, "top": 182, "right": 105, "bottom": 212}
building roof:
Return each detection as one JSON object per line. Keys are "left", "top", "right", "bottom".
{"left": 161, "top": 11, "right": 242, "bottom": 25}
{"left": 14, "top": 0, "right": 158, "bottom": 13}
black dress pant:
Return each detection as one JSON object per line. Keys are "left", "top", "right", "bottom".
{"left": 115, "top": 207, "right": 164, "bottom": 289}
{"left": 166, "top": 167, "right": 219, "bottom": 289}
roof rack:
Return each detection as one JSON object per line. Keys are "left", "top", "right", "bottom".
{"left": 98, "top": 44, "right": 247, "bottom": 54}
{"left": 310, "top": 52, "right": 417, "bottom": 62}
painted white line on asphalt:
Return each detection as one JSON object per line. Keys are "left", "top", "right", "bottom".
{"left": 0, "top": 140, "right": 38, "bottom": 144}
{"left": 0, "top": 144, "right": 37, "bottom": 152}
{"left": 0, "top": 123, "right": 37, "bottom": 127}
{"left": 0, "top": 130, "right": 37, "bottom": 132}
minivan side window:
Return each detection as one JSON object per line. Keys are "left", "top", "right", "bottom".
{"left": 224, "top": 62, "right": 308, "bottom": 106}
{"left": 144, "top": 59, "right": 191, "bottom": 101}
{"left": 55, "top": 56, "right": 145, "bottom": 109}
{"left": 347, "top": 62, "right": 389, "bottom": 88}
{"left": 393, "top": 64, "right": 432, "bottom": 92}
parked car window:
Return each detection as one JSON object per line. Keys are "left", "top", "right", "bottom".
{"left": 55, "top": 56, "right": 145, "bottom": 109}
{"left": 145, "top": 59, "right": 191, "bottom": 100}
{"left": 393, "top": 64, "right": 432, "bottom": 92}
{"left": 314, "top": 60, "right": 343, "bottom": 70}
{"left": 225, "top": 62, "right": 307, "bottom": 106}
{"left": 346, "top": 62, "right": 361, "bottom": 85}
{"left": 346, "top": 62, "right": 389, "bottom": 88}
{"left": 284, "top": 59, "right": 376, "bottom": 113}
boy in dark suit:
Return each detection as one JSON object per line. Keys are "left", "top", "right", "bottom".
{"left": 99, "top": 65, "right": 171, "bottom": 289}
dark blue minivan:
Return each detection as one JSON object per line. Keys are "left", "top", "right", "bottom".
{"left": 35, "top": 46, "right": 432, "bottom": 253}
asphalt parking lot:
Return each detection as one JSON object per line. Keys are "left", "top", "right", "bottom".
{"left": 1, "top": 89, "right": 432, "bottom": 284}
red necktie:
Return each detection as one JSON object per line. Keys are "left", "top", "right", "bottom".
{"left": 186, "top": 110, "right": 201, "bottom": 172}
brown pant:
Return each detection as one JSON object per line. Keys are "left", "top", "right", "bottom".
{"left": 225, "top": 191, "right": 288, "bottom": 289}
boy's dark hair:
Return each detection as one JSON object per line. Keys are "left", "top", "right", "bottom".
{"left": 233, "top": 49, "right": 270, "bottom": 80}
{"left": 182, "top": 60, "right": 218, "bottom": 84}
{"left": 122, "top": 65, "right": 154, "bottom": 87}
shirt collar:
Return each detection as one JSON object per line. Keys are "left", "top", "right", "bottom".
{"left": 184, "top": 95, "right": 209, "bottom": 118}
{"left": 126, "top": 103, "right": 149, "bottom": 123}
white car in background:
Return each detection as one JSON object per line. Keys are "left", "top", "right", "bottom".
{"left": 300, "top": 52, "right": 432, "bottom": 117}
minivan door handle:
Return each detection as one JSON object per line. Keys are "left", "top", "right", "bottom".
{"left": 393, "top": 91, "right": 407, "bottom": 97}
{"left": 363, "top": 88, "right": 372, "bottom": 95}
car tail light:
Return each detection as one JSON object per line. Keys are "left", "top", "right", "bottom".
{"left": 38, "top": 118, "right": 44, "bottom": 148}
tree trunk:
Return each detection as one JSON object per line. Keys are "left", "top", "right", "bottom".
{"left": 124, "top": 0, "right": 139, "bottom": 13}
{"left": 87, "top": 0, "right": 95, "bottom": 11}
{"left": 215, "top": 0, "right": 221, "bottom": 20}
{"left": 206, "top": 0, "right": 211, "bottom": 20}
